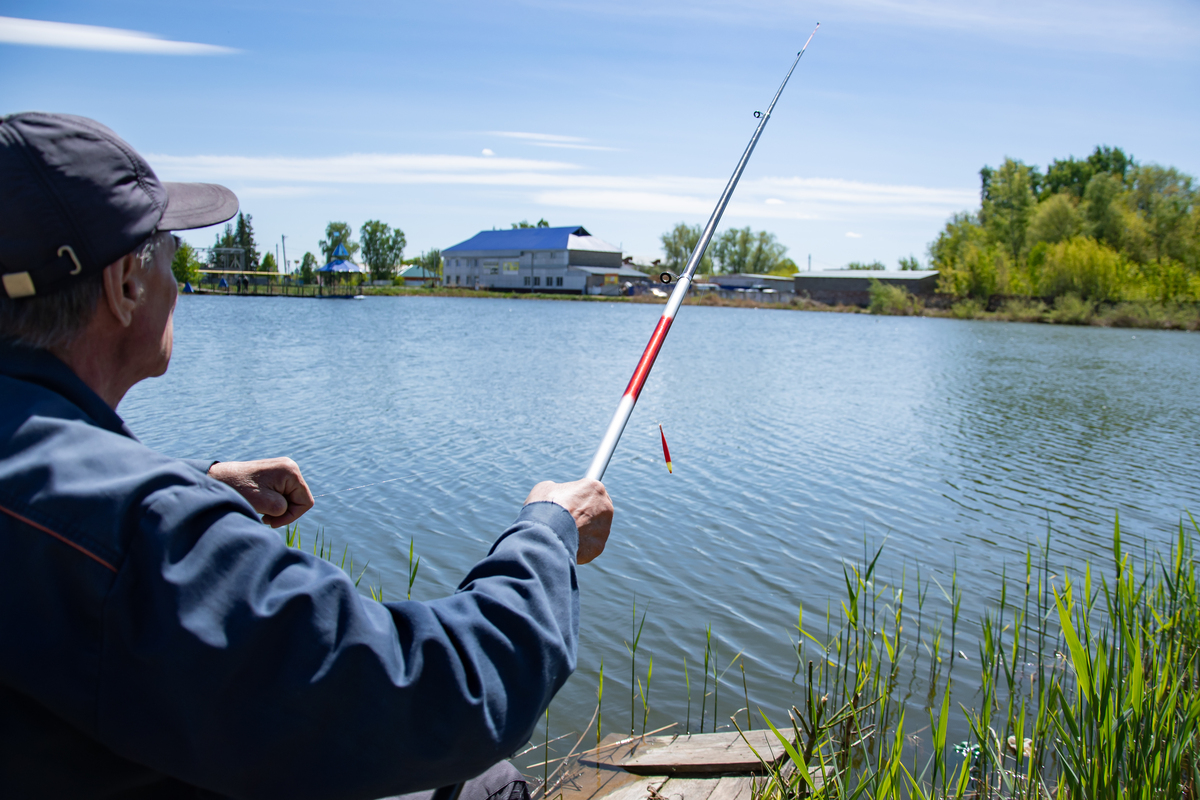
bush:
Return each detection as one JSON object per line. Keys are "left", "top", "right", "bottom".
{"left": 1048, "top": 292, "right": 1096, "bottom": 324}
{"left": 998, "top": 297, "right": 1047, "bottom": 322}
{"left": 1095, "top": 301, "right": 1200, "bottom": 330}
{"left": 868, "top": 279, "right": 923, "bottom": 315}
{"left": 949, "top": 298, "right": 984, "bottom": 318}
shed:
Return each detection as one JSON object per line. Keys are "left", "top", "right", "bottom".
{"left": 397, "top": 264, "right": 439, "bottom": 286}
{"left": 573, "top": 265, "right": 653, "bottom": 295}
{"left": 708, "top": 274, "right": 795, "bottom": 292}
{"left": 793, "top": 270, "right": 939, "bottom": 306}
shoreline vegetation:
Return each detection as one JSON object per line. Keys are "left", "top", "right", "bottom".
{"left": 287, "top": 283, "right": 1200, "bottom": 332}
{"left": 526, "top": 514, "right": 1200, "bottom": 800}
{"left": 288, "top": 510, "right": 1200, "bottom": 798}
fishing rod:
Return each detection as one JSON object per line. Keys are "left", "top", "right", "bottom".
{"left": 584, "top": 24, "right": 820, "bottom": 482}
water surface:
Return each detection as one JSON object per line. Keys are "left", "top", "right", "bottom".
{"left": 122, "top": 295, "right": 1200, "bottom": 748}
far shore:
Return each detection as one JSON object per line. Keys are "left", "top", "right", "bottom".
{"left": 184, "top": 284, "right": 1200, "bottom": 332}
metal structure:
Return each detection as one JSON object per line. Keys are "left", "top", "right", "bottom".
{"left": 584, "top": 25, "right": 820, "bottom": 482}
{"left": 209, "top": 247, "right": 245, "bottom": 272}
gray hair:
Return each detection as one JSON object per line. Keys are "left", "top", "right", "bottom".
{"left": 0, "top": 232, "right": 165, "bottom": 350}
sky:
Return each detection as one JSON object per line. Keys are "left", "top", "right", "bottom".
{"left": 2, "top": 0, "right": 1198, "bottom": 270}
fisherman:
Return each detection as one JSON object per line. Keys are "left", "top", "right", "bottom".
{"left": 0, "top": 112, "right": 613, "bottom": 799}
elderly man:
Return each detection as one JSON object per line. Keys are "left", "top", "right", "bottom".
{"left": 0, "top": 113, "right": 613, "bottom": 799}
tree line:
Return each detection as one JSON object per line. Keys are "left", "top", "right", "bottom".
{"left": 170, "top": 214, "right": 444, "bottom": 287}
{"left": 659, "top": 223, "right": 797, "bottom": 275}
{"left": 931, "top": 146, "right": 1199, "bottom": 302}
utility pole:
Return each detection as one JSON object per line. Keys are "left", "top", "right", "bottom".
{"left": 808, "top": 253, "right": 811, "bottom": 271}
{"left": 281, "top": 235, "right": 288, "bottom": 273}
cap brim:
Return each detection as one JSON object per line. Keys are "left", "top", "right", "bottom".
{"left": 158, "top": 182, "right": 239, "bottom": 231}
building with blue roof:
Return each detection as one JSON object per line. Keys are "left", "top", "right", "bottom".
{"left": 443, "top": 226, "right": 646, "bottom": 294}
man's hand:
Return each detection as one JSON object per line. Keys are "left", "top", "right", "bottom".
{"left": 524, "top": 479, "right": 612, "bottom": 564}
{"left": 208, "top": 458, "right": 315, "bottom": 528}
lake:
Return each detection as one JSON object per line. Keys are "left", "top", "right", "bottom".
{"left": 122, "top": 294, "right": 1200, "bottom": 755}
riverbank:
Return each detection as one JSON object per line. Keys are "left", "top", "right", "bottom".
{"left": 355, "top": 285, "right": 1200, "bottom": 331}
{"left": 185, "top": 282, "right": 1200, "bottom": 330}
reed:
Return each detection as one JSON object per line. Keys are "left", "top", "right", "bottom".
{"left": 284, "top": 523, "right": 378, "bottom": 595}
{"left": 745, "top": 512, "right": 1200, "bottom": 798}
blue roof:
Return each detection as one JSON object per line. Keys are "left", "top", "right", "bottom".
{"left": 332, "top": 242, "right": 350, "bottom": 258}
{"left": 444, "top": 226, "right": 589, "bottom": 253}
{"left": 318, "top": 258, "right": 367, "bottom": 273}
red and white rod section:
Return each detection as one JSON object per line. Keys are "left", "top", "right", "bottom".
{"left": 584, "top": 24, "right": 819, "bottom": 482}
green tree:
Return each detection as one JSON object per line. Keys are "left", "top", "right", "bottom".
{"left": 846, "top": 261, "right": 886, "bottom": 270}
{"left": 319, "top": 222, "right": 359, "bottom": 264}
{"left": 1028, "top": 193, "right": 1084, "bottom": 246}
{"left": 1127, "top": 164, "right": 1195, "bottom": 264}
{"left": 417, "top": 248, "right": 442, "bottom": 282}
{"left": 1042, "top": 145, "right": 1134, "bottom": 199}
{"left": 211, "top": 222, "right": 241, "bottom": 270}
{"left": 171, "top": 241, "right": 202, "bottom": 285}
{"left": 511, "top": 218, "right": 550, "bottom": 228}
{"left": 898, "top": 255, "right": 921, "bottom": 270}
{"left": 980, "top": 158, "right": 1039, "bottom": 264}
{"left": 233, "top": 213, "right": 260, "bottom": 271}
{"left": 711, "top": 227, "right": 787, "bottom": 273}
{"left": 768, "top": 257, "right": 798, "bottom": 276}
{"left": 1083, "top": 173, "right": 1127, "bottom": 250}
{"left": 1038, "top": 236, "right": 1131, "bottom": 301}
{"left": 359, "top": 220, "right": 407, "bottom": 281}
{"left": 261, "top": 252, "right": 277, "bottom": 273}
{"left": 659, "top": 222, "right": 713, "bottom": 274}
{"left": 299, "top": 252, "right": 317, "bottom": 284}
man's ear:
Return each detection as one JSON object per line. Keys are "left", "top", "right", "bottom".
{"left": 101, "top": 254, "right": 142, "bottom": 328}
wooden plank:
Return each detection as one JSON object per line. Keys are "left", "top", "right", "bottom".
{"left": 703, "top": 776, "right": 753, "bottom": 800}
{"left": 619, "top": 732, "right": 790, "bottom": 775}
{"left": 653, "top": 777, "right": 721, "bottom": 800}
{"left": 597, "top": 776, "right": 668, "bottom": 800}
{"left": 555, "top": 734, "right": 672, "bottom": 800}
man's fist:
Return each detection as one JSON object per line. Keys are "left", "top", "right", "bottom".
{"left": 209, "top": 457, "right": 315, "bottom": 528}
{"left": 524, "top": 479, "right": 613, "bottom": 564}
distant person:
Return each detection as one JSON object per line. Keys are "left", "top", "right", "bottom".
{"left": 0, "top": 112, "right": 613, "bottom": 799}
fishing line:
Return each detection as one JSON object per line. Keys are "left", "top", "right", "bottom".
{"left": 584, "top": 24, "right": 820, "bottom": 482}
{"left": 312, "top": 465, "right": 463, "bottom": 498}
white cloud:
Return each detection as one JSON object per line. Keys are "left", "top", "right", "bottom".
{"left": 481, "top": 148, "right": 495, "bottom": 156}
{"left": 236, "top": 186, "right": 323, "bottom": 198}
{"left": 148, "top": 152, "right": 579, "bottom": 184}
{"left": 491, "top": 131, "right": 588, "bottom": 143}
{"left": 149, "top": 150, "right": 974, "bottom": 221}
{"left": 0, "top": 16, "right": 237, "bottom": 55}
{"left": 845, "top": 232, "right": 862, "bottom": 238}
{"left": 488, "top": 131, "right": 618, "bottom": 152}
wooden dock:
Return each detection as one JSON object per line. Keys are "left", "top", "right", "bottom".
{"left": 542, "top": 731, "right": 828, "bottom": 800}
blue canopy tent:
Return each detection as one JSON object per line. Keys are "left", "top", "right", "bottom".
{"left": 317, "top": 243, "right": 367, "bottom": 277}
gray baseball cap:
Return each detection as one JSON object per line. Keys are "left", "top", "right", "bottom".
{"left": 0, "top": 112, "right": 238, "bottom": 299}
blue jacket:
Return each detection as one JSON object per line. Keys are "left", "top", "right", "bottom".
{"left": 0, "top": 342, "right": 581, "bottom": 799}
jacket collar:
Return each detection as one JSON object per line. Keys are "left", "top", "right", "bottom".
{"left": 0, "top": 340, "right": 137, "bottom": 440}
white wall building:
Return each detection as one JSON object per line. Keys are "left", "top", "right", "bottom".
{"left": 443, "top": 226, "right": 645, "bottom": 294}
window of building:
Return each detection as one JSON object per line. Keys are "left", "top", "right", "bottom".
{"left": 533, "top": 276, "right": 540, "bottom": 286}
{"left": 556, "top": 276, "right": 563, "bottom": 286}
{"left": 524, "top": 276, "right": 530, "bottom": 286}
{"left": 455, "top": 275, "right": 460, "bottom": 285}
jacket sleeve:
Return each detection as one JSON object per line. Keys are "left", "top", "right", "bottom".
{"left": 97, "top": 478, "right": 580, "bottom": 800}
